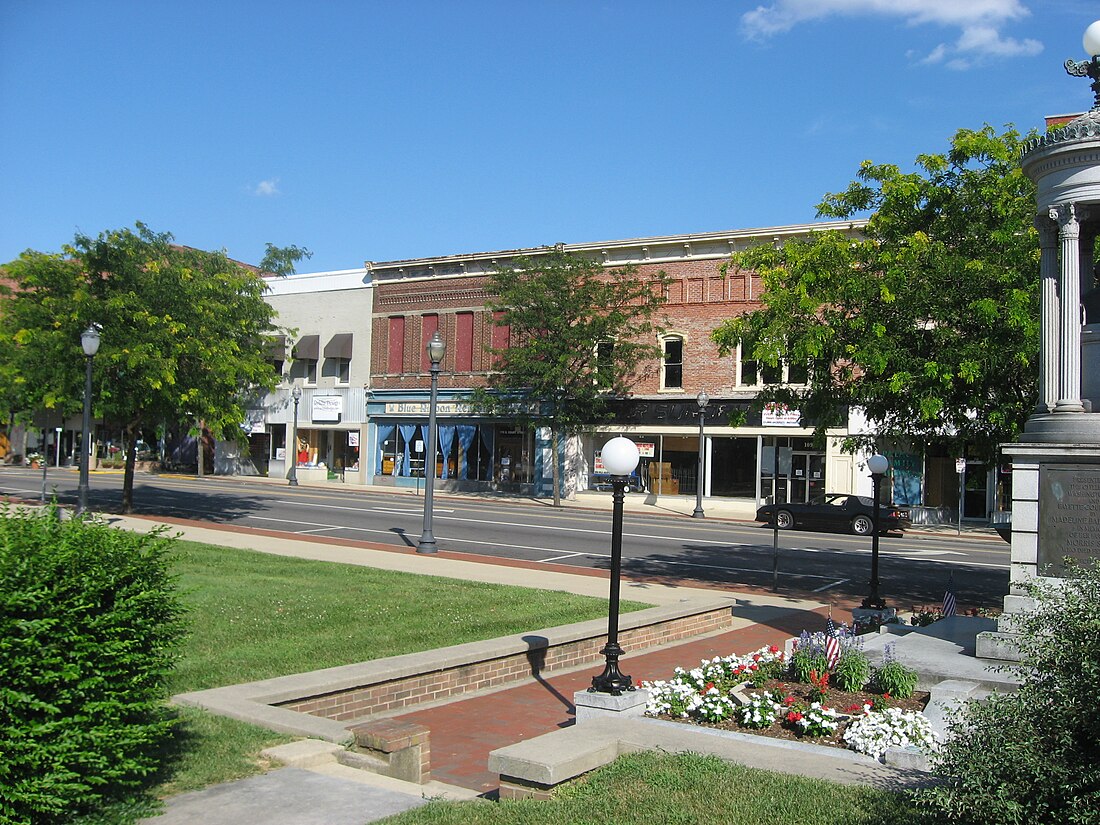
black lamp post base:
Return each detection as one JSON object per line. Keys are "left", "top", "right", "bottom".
{"left": 589, "top": 642, "right": 633, "bottom": 695}
{"left": 860, "top": 596, "right": 887, "bottom": 611}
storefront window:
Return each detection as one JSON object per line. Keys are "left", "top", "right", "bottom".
{"left": 376, "top": 422, "right": 500, "bottom": 482}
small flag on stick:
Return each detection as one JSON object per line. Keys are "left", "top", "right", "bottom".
{"left": 942, "top": 574, "right": 957, "bottom": 617}
{"left": 825, "top": 612, "right": 841, "bottom": 669}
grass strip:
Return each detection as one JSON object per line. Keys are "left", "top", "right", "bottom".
{"left": 155, "top": 539, "right": 651, "bottom": 797}
{"left": 380, "top": 751, "right": 922, "bottom": 825}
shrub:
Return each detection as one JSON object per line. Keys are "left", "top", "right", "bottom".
{"left": 0, "top": 506, "right": 186, "bottom": 824}
{"left": 832, "top": 647, "right": 872, "bottom": 692}
{"left": 871, "top": 643, "right": 918, "bottom": 698}
{"left": 914, "top": 559, "right": 1100, "bottom": 824}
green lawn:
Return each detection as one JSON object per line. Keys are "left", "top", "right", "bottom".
{"left": 157, "top": 539, "right": 650, "bottom": 795}
{"left": 379, "top": 751, "right": 924, "bottom": 825}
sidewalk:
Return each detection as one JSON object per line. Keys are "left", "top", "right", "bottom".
{"left": 124, "top": 512, "right": 835, "bottom": 823}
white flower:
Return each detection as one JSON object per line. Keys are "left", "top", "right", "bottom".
{"left": 843, "top": 707, "right": 940, "bottom": 760}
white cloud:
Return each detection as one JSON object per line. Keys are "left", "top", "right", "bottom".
{"left": 741, "top": 0, "right": 1042, "bottom": 67}
{"left": 252, "top": 178, "right": 281, "bottom": 197}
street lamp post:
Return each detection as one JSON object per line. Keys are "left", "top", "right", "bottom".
{"left": 417, "top": 331, "right": 446, "bottom": 554}
{"left": 692, "top": 390, "right": 709, "bottom": 518}
{"left": 1065, "top": 21, "right": 1100, "bottom": 110}
{"left": 288, "top": 384, "right": 302, "bottom": 486}
{"left": 861, "top": 453, "right": 890, "bottom": 610}
{"left": 76, "top": 324, "right": 100, "bottom": 516}
{"left": 590, "top": 435, "right": 640, "bottom": 695}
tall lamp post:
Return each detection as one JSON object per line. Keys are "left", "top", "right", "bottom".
{"left": 590, "top": 435, "right": 640, "bottom": 695}
{"left": 692, "top": 390, "right": 709, "bottom": 518}
{"left": 861, "top": 453, "right": 890, "bottom": 610}
{"left": 288, "top": 383, "right": 302, "bottom": 487}
{"left": 1065, "top": 21, "right": 1100, "bottom": 110}
{"left": 417, "top": 331, "right": 446, "bottom": 554}
{"left": 76, "top": 324, "right": 100, "bottom": 516}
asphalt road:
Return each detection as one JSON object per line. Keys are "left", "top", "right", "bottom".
{"left": 0, "top": 467, "right": 1010, "bottom": 610}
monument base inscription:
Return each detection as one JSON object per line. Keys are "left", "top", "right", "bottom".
{"left": 1038, "top": 465, "right": 1100, "bottom": 576}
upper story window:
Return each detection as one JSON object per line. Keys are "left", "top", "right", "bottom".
{"left": 387, "top": 316, "right": 405, "bottom": 374}
{"left": 595, "top": 341, "right": 614, "bottom": 385}
{"left": 738, "top": 339, "right": 808, "bottom": 387}
{"left": 661, "top": 335, "right": 683, "bottom": 390}
{"left": 324, "top": 333, "right": 353, "bottom": 385}
{"left": 292, "top": 334, "right": 319, "bottom": 385}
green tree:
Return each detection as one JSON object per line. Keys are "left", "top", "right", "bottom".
{"left": 0, "top": 223, "right": 285, "bottom": 512}
{"left": 712, "top": 125, "right": 1040, "bottom": 461}
{"left": 473, "top": 249, "right": 669, "bottom": 506}
{"left": 259, "top": 242, "right": 312, "bottom": 277}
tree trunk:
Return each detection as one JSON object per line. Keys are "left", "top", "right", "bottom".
{"left": 122, "top": 426, "right": 136, "bottom": 514}
{"left": 197, "top": 420, "right": 205, "bottom": 477}
{"left": 551, "top": 426, "right": 561, "bottom": 508}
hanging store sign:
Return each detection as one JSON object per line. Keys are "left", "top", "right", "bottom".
{"left": 762, "top": 403, "right": 801, "bottom": 427}
{"left": 312, "top": 396, "right": 343, "bottom": 422}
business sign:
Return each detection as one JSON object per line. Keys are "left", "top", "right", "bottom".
{"left": 347, "top": 431, "right": 359, "bottom": 448}
{"left": 384, "top": 402, "right": 473, "bottom": 416}
{"left": 762, "top": 402, "right": 801, "bottom": 427}
{"left": 312, "top": 396, "right": 343, "bottom": 422}
{"left": 636, "top": 442, "right": 655, "bottom": 458}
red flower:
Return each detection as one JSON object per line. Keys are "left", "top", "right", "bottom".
{"left": 786, "top": 710, "right": 803, "bottom": 723}
{"left": 700, "top": 681, "right": 715, "bottom": 695}
{"left": 845, "top": 704, "right": 862, "bottom": 713}
{"left": 883, "top": 692, "right": 891, "bottom": 699}
{"left": 768, "top": 644, "right": 781, "bottom": 654}
{"left": 752, "top": 653, "right": 762, "bottom": 662}
{"left": 784, "top": 695, "right": 797, "bottom": 706}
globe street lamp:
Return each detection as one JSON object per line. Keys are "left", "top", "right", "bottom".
{"left": 692, "top": 390, "right": 709, "bottom": 518}
{"left": 861, "top": 453, "right": 890, "bottom": 610}
{"left": 288, "top": 383, "right": 302, "bottom": 487}
{"left": 1065, "top": 20, "right": 1100, "bottom": 110}
{"left": 417, "top": 331, "right": 447, "bottom": 554}
{"left": 590, "top": 435, "right": 640, "bottom": 695}
{"left": 76, "top": 324, "right": 100, "bottom": 516}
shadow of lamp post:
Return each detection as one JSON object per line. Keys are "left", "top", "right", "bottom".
{"left": 590, "top": 435, "right": 640, "bottom": 695}
{"left": 288, "top": 383, "right": 302, "bottom": 487}
{"left": 692, "top": 390, "right": 709, "bottom": 518}
{"left": 861, "top": 453, "right": 890, "bottom": 610}
{"left": 417, "top": 331, "right": 446, "bottom": 554}
{"left": 76, "top": 324, "right": 100, "bottom": 516}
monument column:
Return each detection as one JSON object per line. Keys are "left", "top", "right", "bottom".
{"left": 1052, "top": 202, "right": 1086, "bottom": 413}
{"left": 1035, "top": 215, "right": 1060, "bottom": 414}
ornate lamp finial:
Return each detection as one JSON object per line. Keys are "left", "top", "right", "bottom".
{"left": 1066, "top": 21, "right": 1100, "bottom": 111}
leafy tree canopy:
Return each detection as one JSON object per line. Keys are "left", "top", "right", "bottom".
{"left": 475, "top": 249, "right": 669, "bottom": 430}
{"left": 712, "top": 125, "right": 1040, "bottom": 461}
{"left": 472, "top": 249, "right": 669, "bottom": 503}
{"left": 1, "top": 223, "right": 285, "bottom": 511}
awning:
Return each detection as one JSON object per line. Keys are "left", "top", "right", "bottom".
{"left": 293, "top": 334, "right": 319, "bottom": 360}
{"left": 323, "top": 333, "right": 353, "bottom": 359}
{"left": 266, "top": 334, "right": 287, "bottom": 359}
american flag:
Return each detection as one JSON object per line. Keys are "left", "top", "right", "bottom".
{"left": 942, "top": 574, "right": 957, "bottom": 617}
{"left": 825, "top": 614, "right": 841, "bottom": 669}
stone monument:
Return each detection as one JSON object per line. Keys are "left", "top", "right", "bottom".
{"left": 978, "top": 21, "right": 1100, "bottom": 659}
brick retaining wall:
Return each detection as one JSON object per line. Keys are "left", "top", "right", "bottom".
{"left": 278, "top": 604, "right": 731, "bottom": 722}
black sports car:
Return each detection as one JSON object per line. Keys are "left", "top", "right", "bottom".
{"left": 755, "top": 493, "right": 910, "bottom": 535}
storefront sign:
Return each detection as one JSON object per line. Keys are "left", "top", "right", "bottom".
{"left": 312, "top": 396, "right": 343, "bottom": 422}
{"left": 384, "top": 402, "right": 473, "bottom": 416}
{"left": 347, "top": 431, "right": 359, "bottom": 447}
{"left": 636, "top": 442, "right": 655, "bottom": 458}
{"left": 1038, "top": 465, "right": 1100, "bottom": 576}
{"left": 762, "top": 403, "right": 801, "bottom": 427}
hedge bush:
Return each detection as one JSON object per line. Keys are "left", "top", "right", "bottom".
{"left": 0, "top": 506, "right": 186, "bottom": 824}
{"left": 914, "top": 559, "right": 1100, "bottom": 824}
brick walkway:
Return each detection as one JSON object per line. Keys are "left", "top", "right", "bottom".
{"left": 395, "top": 603, "right": 834, "bottom": 794}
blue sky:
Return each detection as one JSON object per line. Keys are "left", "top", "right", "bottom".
{"left": 1, "top": 1, "right": 1097, "bottom": 273}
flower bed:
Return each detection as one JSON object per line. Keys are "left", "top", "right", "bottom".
{"left": 642, "top": 632, "right": 940, "bottom": 761}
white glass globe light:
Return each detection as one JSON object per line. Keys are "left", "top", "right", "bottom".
{"left": 1084, "top": 20, "right": 1100, "bottom": 58}
{"left": 867, "top": 454, "right": 889, "bottom": 476}
{"left": 601, "top": 436, "right": 640, "bottom": 476}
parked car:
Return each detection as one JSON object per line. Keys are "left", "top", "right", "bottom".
{"left": 755, "top": 493, "right": 910, "bottom": 535}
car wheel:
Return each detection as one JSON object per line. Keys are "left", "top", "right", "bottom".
{"left": 776, "top": 510, "right": 793, "bottom": 529}
{"left": 851, "top": 515, "right": 873, "bottom": 535}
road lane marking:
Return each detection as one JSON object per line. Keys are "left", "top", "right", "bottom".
{"left": 813, "top": 579, "right": 849, "bottom": 592}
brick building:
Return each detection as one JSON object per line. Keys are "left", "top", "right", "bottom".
{"left": 363, "top": 221, "right": 869, "bottom": 504}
